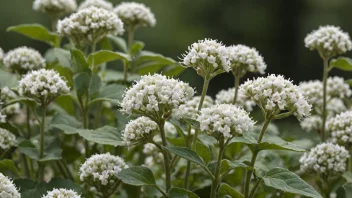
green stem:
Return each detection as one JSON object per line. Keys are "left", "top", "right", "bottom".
{"left": 210, "top": 140, "right": 225, "bottom": 198}
{"left": 123, "top": 61, "right": 128, "bottom": 82}
{"left": 155, "top": 185, "right": 168, "bottom": 197}
{"left": 244, "top": 119, "right": 271, "bottom": 198}
{"left": 82, "top": 106, "right": 89, "bottom": 157}
{"left": 26, "top": 106, "right": 31, "bottom": 139}
{"left": 51, "top": 15, "right": 58, "bottom": 32}
{"left": 61, "top": 160, "right": 74, "bottom": 181}
{"left": 91, "top": 41, "right": 97, "bottom": 72}
{"left": 38, "top": 103, "right": 46, "bottom": 181}
{"left": 21, "top": 154, "right": 31, "bottom": 178}
{"left": 233, "top": 76, "right": 240, "bottom": 105}
{"left": 159, "top": 120, "right": 171, "bottom": 191}
{"left": 124, "top": 25, "right": 135, "bottom": 82}
{"left": 249, "top": 179, "right": 262, "bottom": 198}
{"left": 321, "top": 57, "right": 329, "bottom": 142}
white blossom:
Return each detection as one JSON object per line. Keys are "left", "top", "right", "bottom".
{"left": 0, "top": 128, "right": 17, "bottom": 150}
{"left": 0, "top": 113, "right": 6, "bottom": 123}
{"left": 300, "top": 142, "right": 349, "bottom": 176}
{"left": 197, "top": 104, "right": 255, "bottom": 139}
{"left": 57, "top": 7, "right": 124, "bottom": 45}
{"left": 33, "top": 0, "right": 77, "bottom": 17}
{"left": 2, "top": 103, "right": 20, "bottom": 116}
{"left": 3, "top": 47, "right": 45, "bottom": 74}
{"left": 0, "top": 173, "right": 20, "bottom": 198}
{"left": 300, "top": 115, "right": 322, "bottom": 133}
{"left": 241, "top": 74, "right": 311, "bottom": 120}
{"left": 123, "top": 116, "right": 158, "bottom": 146}
{"left": 327, "top": 111, "right": 352, "bottom": 147}
{"left": 164, "top": 121, "right": 177, "bottom": 136}
{"left": 215, "top": 88, "right": 255, "bottom": 111}
{"left": 114, "top": 2, "right": 156, "bottom": 28}
{"left": 304, "top": 25, "right": 352, "bottom": 58}
{"left": 42, "top": 188, "right": 80, "bottom": 198}
{"left": 78, "top": 0, "right": 113, "bottom": 11}
{"left": 143, "top": 143, "right": 163, "bottom": 166}
{"left": 173, "top": 96, "right": 213, "bottom": 120}
{"left": 121, "top": 74, "right": 194, "bottom": 118}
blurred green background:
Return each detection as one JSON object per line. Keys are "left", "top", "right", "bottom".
{"left": 1, "top": 0, "right": 352, "bottom": 96}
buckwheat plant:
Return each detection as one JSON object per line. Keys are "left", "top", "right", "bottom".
{"left": 0, "top": 127, "right": 17, "bottom": 152}
{"left": 327, "top": 111, "right": 352, "bottom": 149}
{"left": 0, "top": 173, "right": 20, "bottom": 198}
{"left": 79, "top": 153, "right": 128, "bottom": 198}
{"left": 215, "top": 87, "right": 255, "bottom": 111}
{"left": 123, "top": 116, "right": 159, "bottom": 147}
{"left": 305, "top": 25, "right": 352, "bottom": 141}
{"left": 173, "top": 95, "right": 214, "bottom": 120}
{"left": 3, "top": 47, "right": 45, "bottom": 75}
{"left": 42, "top": 188, "right": 81, "bottom": 198}
{"left": 78, "top": 0, "right": 113, "bottom": 11}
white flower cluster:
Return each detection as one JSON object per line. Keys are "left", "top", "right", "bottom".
{"left": 143, "top": 143, "right": 163, "bottom": 166}
{"left": 197, "top": 104, "right": 255, "bottom": 139}
{"left": 327, "top": 111, "right": 352, "bottom": 147}
{"left": 78, "top": 0, "right": 113, "bottom": 11}
{"left": 79, "top": 153, "right": 128, "bottom": 187}
{"left": 182, "top": 39, "right": 230, "bottom": 77}
{"left": 0, "top": 113, "right": 6, "bottom": 123}
{"left": 0, "top": 173, "right": 20, "bottom": 198}
{"left": 173, "top": 96, "right": 214, "bottom": 120}
{"left": 2, "top": 103, "right": 21, "bottom": 116}
{"left": 215, "top": 88, "right": 255, "bottom": 111}
{"left": 241, "top": 74, "right": 311, "bottom": 119}
{"left": 0, "top": 128, "right": 17, "bottom": 150}
{"left": 1, "top": 86, "right": 17, "bottom": 101}
{"left": 164, "top": 121, "right": 177, "bottom": 136}
{"left": 300, "top": 115, "right": 322, "bottom": 133}
{"left": 300, "top": 142, "right": 349, "bottom": 176}
{"left": 227, "top": 44, "right": 266, "bottom": 75}
{"left": 42, "top": 188, "right": 81, "bottom": 198}
{"left": 1, "top": 86, "right": 21, "bottom": 116}
{"left": 304, "top": 25, "right": 352, "bottom": 58}
{"left": 114, "top": 2, "right": 156, "bottom": 28}
{"left": 121, "top": 74, "right": 194, "bottom": 116}
{"left": 0, "top": 47, "right": 3, "bottom": 62}
{"left": 327, "top": 76, "right": 352, "bottom": 99}
{"left": 57, "top": 7, "right": 124, "bottom": 45}
{"left": 33, "top": 0, "right": 77, "bottom": 17}
{"left": 123, "top": 116, "right": 158, "bottom": 146}
{"left": 18, "top": 69, "right": 70, "bottom": 102}
{"left": 3, "top": 47, "right": 45, "bottom": 74}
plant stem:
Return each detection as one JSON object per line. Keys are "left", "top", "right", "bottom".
{"left": 244, "top": 119, "right": 270, "bottom": 198}
{"left": 124, "top": 25, "right": 135, "bottom": 82}
{"left": 321, "top": 57, "right": 329, "bottom": 142}
{"left": 82, "top": 106, "right": 89, "bottom": 157}
{"left": 233, "top": 76, "right": 240, "bottom": 105}
{"left": 21, "top": 154, "right": 31, "bottom": 178}
{"left": 159, "top": 120, "right": 171, "bottom": 191}
{"left": 155, "top": 185, "right": 168, "bottom": 197}
{"left": 26, "top": 106, "right": 31, "bottom": 139}
{"left": 249, "top": 179, "right": 262, "bottom": 198}
{"left": 61, "top": 160, "right": 74, "bottom": 181}
{"left": 210, "top": 140, "right": 225, "bottom": 198}
{"left": 51, "top": 16, "right": 58, "bottom": 32}
{"left": 38, "top": 103, "right": 46, "bottom": 181}
{"left": 91, "top": 41, "right": 97, "bottom": 72}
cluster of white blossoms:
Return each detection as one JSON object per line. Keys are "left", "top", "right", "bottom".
{"left": 57, "top": 6, "right": 124, "bottom": 45}
{"left": 215, "top": 88, "right": 255, "bottom": 111}
{"left": 2, "top": 103, "right": 21, "bottom": 116}
{"left": 78, "top": 0, "right": 113, "bottom": 11}
{"left": 0, "top": 128, "right": 17, "bottom": 150}
{"left": 18, "top": 69, "right": 70, "bottom": 102}
{"left": 123, "top": 116, "right": 158, "bottom": 146}
{"left": 79, "top": 153, "right": 128, "bottom": 187}
{"left": 197, "top": 104, "right": 255, "bottom": 139}
{"left": 0, "top": 173, "right": 20, "bottom": 198}
{"left": 143, "top": 143, "right": 163, "bottom": 166}
{"left": 173, "top": 96, "right": 214, "bottom": 120}
{"left": 33, "top": 0, "right": 77, "bottom": 17}
{"left": 327, "top": 111, "right": 352, "bottom": 147}
{"left": 121, "top": 74, "right": 194, "bottom": 117}
{"left": 42, "top": 188, "right": 81, "bottom": 198}
{"left": 1, "top": 86, "right": 20, "bottom": 117}
{"left": 114, "top": 2, "right": 156, "bottom": 28}
{"left": 327, "top": 76, "right": 352, "bottom": 99}
{"left": 227, "top": 44, "right": 266, "bottom": 75}
{"left": 164, "top": 121, "right": 177, "bottom": 136}
{"left": 241, "top": 74, "right": 311, "bottom": 120}
{"left": 300, "top": 115, "right": 322, "bottom": 133}
{"left": 300, "top": 142, "right": 349, "bottom": 176}
{"left": 182, "top": 39, "right": 230, "bottom": 77}
{"left": 3, "top": 47, "right": 45, "bottom": 74}
{"left": 304, "top": 25, "right": 352, "bottom": 58}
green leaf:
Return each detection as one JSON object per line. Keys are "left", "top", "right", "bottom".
{"left": 163, "top": 146, "right": 206, "bottom": 168}
{"left": 50, "top": 113, "right": 81, "bottom": 134}
{"left": 117, "top": 166, "right": 156, "bottom": 186}
{"left": 73, "top": 72, "right": 90, "bottom": 97}
{"left": 343, "top": 172, "right": 352, "bottom": 183}
{"left": 262, "top": 167, "right": 322, "bottom": 198}
{"left": 0, "top": 68, "right": 18, "bottom": 88}
{"left": 346, "top": 79, "right": 352, "bottom": 88}
{"left": 130, "top": 41, "right": 145, "bottom": 56}
{"left": 107, "top": 35, "right": 127, "bottom": 52}
{"left": 218, "top": 183, "right": 244, "bottom": 198}
{"left": 87, "top": 50, "right": 130, "bottom": 67}
{"left": 7, "top": 24, "right": 60, "bottom": 47}
{"left": 0, "top": 159, "right": 20, "bottom": 175}
{"left": 167, "top": 187, "right": 199, "bottom": 198}
{"left": 89, "top": 84, "right": 126, "bottom": 106}
{"left": 208, "top": 159, "right": 251, "bottom": 177}
{"left": 88, "top": 74, "right": 102, "bottom": 96}
{"left": 330, "top": 57, "right": 352, "bottom": 71}
{"left": 18, "top": 140, "right": 39, "bottom": 160}
{"left": 71, "top": 49, "right": 88, "bottom": 73}
{"left": 53, "top": 48, "right": 71, "bottom": 68}
{"left": 77, "top": 126, "right": 124, "bottom": 146}
{"left": 337, "top": 183, "right": 352, "bottom": 198}
{"left": 195, "top": 142, "right": 211, "bottom": 165}
{"left": 99, "top": 70, "right": 140, "bottom": 82}
{"left": 182, "top": 118, "right": 200, "bottom": 129}
{"left": 3, "top": 97, "right": 37, "bottom": 111}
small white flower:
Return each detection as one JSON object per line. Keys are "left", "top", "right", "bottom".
{"left": 114, "top": 2, "right": 156, "bottom": 28}
{"left": 3, "top": 47, "right": 45, "bottom": 74}
{"left": 164, "top": 121, "right": 177, "bottom": 136}
{"left": 58, "top": 6, "right": 124, "bottom": 45}
{"left": 42, "top": 188, "right": 81, "bottom": 198}
{"left": 2, "top": 103, "right": 21, "bottom": 116}
{"left": 123, "top": 116, "right": 158, "bottom": 146}
{"left": 33, "top": 0, "right": 77, "bottom": 17}
{"left": 78, "top": 0, "right": 113, "bottom": 11}
{"left": 173, "top": 96, "right": 214, "bottom": 120}
{"left": 197, "top": 104, "right": 255, "bottom": 140}
{"left": 327, "top": 111, "right": 352, "bottom": 147}
{"left": 0, "top": 173, "right": 20, "bottom": 198}
{"left": 300, "top": 142, "right": 349, "bottom": 176}
{"left": 215, "top": 88, "right": 255, "bottom": 111}
{"left": 0, "top": 128, "right": 17, "bottom": 150}
{"left": 300, "top": 115, "right": 322, "bottom": 133}
{"left": 304, "top": 25, "right": 352, "bottom": 58}
{"left": 143, "top": 143, "right": 163, "bottom": 166}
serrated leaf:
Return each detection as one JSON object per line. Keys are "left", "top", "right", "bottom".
{"left": 167, "top": 187, "right": 199, "bottom": 198}
{"left": 195, "top": 142, "right": 211, "bottom": 165}
{"left": 0, "top": 159, "right": 20, "bottom": 176}
{"left": 117, "top": 166, "right": 156, "bottom": 186}
{"left": 218, "top": 183, "right": 244, "bottom": 198}
{"left": 262, "top": 167, "right": 322, "bottom": 198}
{"left": 330, "top": 57, "right": 352, "bottom": 71}
{"left": 89, "top": 84, "right": 126, "bottom": 106}
{"left": 163, "top": 146, "right": 206, "bottom": 168}
{"left": 77, "top": 126, "right": 124, "bottom": 146}
{"left": 87, "top": 50, "right": 130, "bottom": 67}
{"left": 50, "top": 113, "right": 81, "bottom": 134}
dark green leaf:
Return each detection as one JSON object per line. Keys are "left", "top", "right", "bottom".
{"left": 53, "top": 48, "right": 71, "bottom": 68}
{"left": 330, "top": 57, "right": 352, "bottom": 71}
{"left": 343, "top": 172, "right": 352, "bottom": 183}
{"left": 0, "top": 68, "right": 18, "bottom": 88}
{"left": 88, "top": 74, "right": 102, "bottom": 96}
{"left": 73, "top": 72, "right": 90, "bottom": 97}
{"left": 50, "top": 113, "right": 81, "bottom": 134}
{"left": 87, "top": 50, "right": 130, "bottom": 67}
{"left": 218, "top": 183, "right": 244, "bottom": 198}
{"left": 18, "top": 140, "right": 39, "bottom": 160}
{"left": 89, "top": 84, "right": 126, "bottom": 106}
{"left": 167, "top": 187, "right": 199, "bottom": 198}
{"left": 0, "top": 159, "right": 20, "bottom": 175}
{"left": 130, "top": 41, "right": 145, "bottom": 56}
{"left": 182, "top": 118, "right": 200, "bottom": 129}
{"left": 77, "top": 126, "right": 124, "bottom": 146}
{"left": 71, "top": 49, "right": 88, "bottom": 73}
{"left": 107, "top": 35, "right": 128, "bottom": 52}
{"left": 163, "top": 146, "right": 206, "bottom": 168}
{"left": 18, "top": 137, "right": 62, "bottom": 162}
{"left": 195, "top": 142, "right": 211, "bottom": 165}
{"left": 117, "top": 166, "right": 156, "bottom": 186}
{"left": 100, "top": 70, "right": 140, "bottom": 82}
{"left": 208, "top": 159, "right": 251, "bottom": 176}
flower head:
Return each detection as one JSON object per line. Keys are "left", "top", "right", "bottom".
{"left": 121, "top": 74, "right": 194, "bottom": 120}
{"left": 227, "top": 44, "right": 266, "bottom": 76}
{"left": 143, "top": 143, "right": 163, "bottom": 167}
{"left": 327, "top": 111, "right": 352, "bottom": 147}
{"left": 33, "top": 0, "right": 77, "bottom": 17}
{"left": 18, "top": 69, "right": 70, "bottom": 104}
{"left": 114, "top": 2, "right": 156, "bottom": 28}
{"left": 3, "top": 47, "right": 45, "bottom": 75}
{"left": 42, "top": 188, "right": 81, "bottom": 198}
{"left": 173, "top": 96, "right": 213, "bottom": 120}
{"left": 0, "top": 128, "right": 17, "bottom": 150}
{"left": 197, "top": 104, "right": 255, "bottom": 140}
{"left": 215, "top": 88, "right": 255, "bottom": 111}
{"left": 300, "top": 142, "right": 349, "bottom": 176}
{"left": 241, "top": 74, "right": 311, "bottom": 120}
{"left": 123, "top": 116, "right": 158, "bottom": 146}
{"left": 182, "top": 39, "right": 230, "bottom": 78}
{"left": 78, "top": 0, "right": 113, "bottom": 11}
{"left": 0, "top": 173, "right": 20, "bottom": 198}
{"left": 57, "top": 6, "right": 124, "bottom": 45}
{"left": 300, "top": 115, "right": 322, "bottom": 133}
{"left": 304, "top": 25, "right": 352, "bottom": 58}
